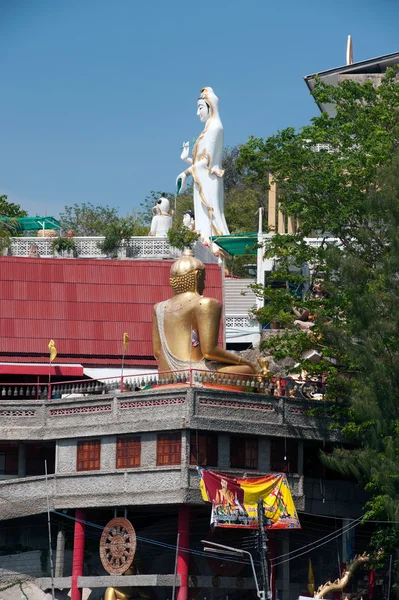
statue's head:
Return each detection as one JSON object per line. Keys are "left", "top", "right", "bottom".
{"left": 152, "top": 195, "right": 170, "bottom": 216}
{"left": 170, "top": 249, "right": 205, "bottom": 295}
{"left": 183, "top": 210, "right": 194, "bottom": 228}
{"left": 197, "top": 98, "right": 210, "bottom": 123}
{"left": 197, "top": 87, "right": 219, "bottom": 122}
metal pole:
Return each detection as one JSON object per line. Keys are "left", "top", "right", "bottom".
{"left": 48, "top": 358, "right": 52, "bottom": 400}
{"left": 45, "top": 459, "right": 56, "bottom": 600}
{"left": 387, "top": 554, "right": 393, "bottom": 600}
{"left": 120, "top": 348, "right": 126, "bottom": 392}
{"left": 172, "top": 533, "right": 180, "bottom": 600}
{"left": 202, "top": 541, "right": 261, "bottom": 600}
{"left": 257, "top": 498, "right": 271, "bottom": 600}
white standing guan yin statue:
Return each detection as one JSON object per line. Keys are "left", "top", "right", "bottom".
{"left": 176, "top": 87, "right": 230, "bottom": 239}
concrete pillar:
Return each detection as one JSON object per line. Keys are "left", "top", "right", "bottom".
{"left": 287, "top": 216, "right": 296, "bottom": 234}
{"left": 259, "top": 437, "right": 271, "bottom": 472}
{"left": 277, "top": 208, "right": 285, "bottom": 234}
{"left": 177, "top": 504, "right": 190, "bottom": 600}
{"left": 268, "top": 174, "right": 277, "bottom": 233}
{"left": 71, "top": 508, "right": 86, "bottom": 600}
{"left": 297, "top": 441, "right": 304, "bottom": 475}
{"left": 18, "top": 443, "right": 26, "bottom": 477}
{"left": 217, "top": 434, "right": 230, "bottom": 469}
{"left": 55, "top": 527, "right": 65, "bottom": 577}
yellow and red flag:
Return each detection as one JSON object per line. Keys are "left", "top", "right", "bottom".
{"left": 198, "top": 468, "right": 300, "bottom": 529}
{"left": 48, "top": 340, "right": 57, "bottom": 362}
{"left": 123, "top": 332, "right": 130, "bottom": 353}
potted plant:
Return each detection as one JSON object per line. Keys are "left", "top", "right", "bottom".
{"left": 51, "top": 237, "right": 78, "bottom": 258}
{"left": 167, "top": 223, "right": 200, "bottom": 251}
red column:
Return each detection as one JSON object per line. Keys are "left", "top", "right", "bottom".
{"left": 71, "top": 508, "right": 86, "bottom": 600}
{"left": 177, "top": 504, "right": 190, "bottom": 600}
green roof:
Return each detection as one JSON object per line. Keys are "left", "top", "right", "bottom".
{"left": 211, "top": 232, "right": 260, "bottom": 256}
{"left": 0, "top": 216, "right": 61, "bottom": 231}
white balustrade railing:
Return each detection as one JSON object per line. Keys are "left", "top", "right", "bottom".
{"left": 7, "top": 236, "right": 181, "bottom": 260}
{"left": 225, "top": 315, "right": 258, "bottom": 330}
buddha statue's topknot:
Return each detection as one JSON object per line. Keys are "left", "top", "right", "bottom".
{"left": 170, "top": 249, "right": 205, "bottom": 294}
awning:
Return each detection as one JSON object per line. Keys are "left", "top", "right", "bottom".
{"left": 0, "top": 216, "right": 61, "bottom": 231}
{"left": 211, "top": 233, "right": 259, "bottom": 256}
{"left": 0, "top": 362, "right": 84, "bottom": 377}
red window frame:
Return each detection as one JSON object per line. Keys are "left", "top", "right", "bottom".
{"left": 116, "top": 436, "right": 141, "bottom": 469}
{"left": 77, "top": 440, "right": 101, "bottom": 472}
{"left": 157, "top": 432, "right": 181, "bottom": 466}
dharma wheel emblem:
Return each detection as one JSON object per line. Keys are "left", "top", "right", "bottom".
{"left": 100, "top": 517, "right": 137, "bottom": 574}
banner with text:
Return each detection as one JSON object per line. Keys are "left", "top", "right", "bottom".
{"left": 198, "top": 468, "right": 301, "bottom": 529}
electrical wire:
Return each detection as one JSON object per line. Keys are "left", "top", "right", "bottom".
{"left": 272, "top": 516, "right": 362, "bottom": 567}
{"left": 50, "top": 510, "right": 258, "bottom": 566}
{"left": 271, "top": 514, "right": 364, "bottom": 562}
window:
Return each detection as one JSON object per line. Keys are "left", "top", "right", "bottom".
{"left": 116, "top": 436, "right": 141, "bottom": 468}
{"left": 157, "top": 433, "right": 181, "bottom": 466}
{"left": 0, "top": 444, "right": 18, "bottom": 475}
{"left": 26, "top": 444, "right": 55, "bottom": 476}
{"left": 270, "top": 438, "right": 298, "bottom": 473}
{"left": 230, "top": 436, "right": 258, "bottom": 469}
{"left": 77, "top": 440, "right": 101, "bottom": 471}
{"left": 190, "top": 432, "right": 218, "bottom": 466}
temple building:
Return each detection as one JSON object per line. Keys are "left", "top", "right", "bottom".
{"left": 1, "top": 45, "right": 395, "bottom": 600}
{"left": 0, "top": 249, "right": 368, "bottom": 600}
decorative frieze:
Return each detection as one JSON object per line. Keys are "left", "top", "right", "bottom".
{"left": 120, "top": 397, "right": 185, "bottom": 409}
{"left": 49, "top": 404, "right": 112, "bottom": 416}
{"left": 198, "top": 398, "right": 275, "bottom": 411}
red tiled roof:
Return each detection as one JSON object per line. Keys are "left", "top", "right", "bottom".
{"left": 0, "top": 257, "right": 223, "bottom": 367}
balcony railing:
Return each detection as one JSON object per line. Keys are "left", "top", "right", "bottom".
{"left": 6, "top": 236, "right": 181, "bottom": 260}
{"left": 0, "top": 369, "right": 325, "bottom": 401}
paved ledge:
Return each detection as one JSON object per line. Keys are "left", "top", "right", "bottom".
{"left": 38, "top": 575, "right": 257, "bottom": 590}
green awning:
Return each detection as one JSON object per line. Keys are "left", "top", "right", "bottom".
{"left": 0, "top": 216, "right": 61, "bottom": 231}
{"left": 211, "top": 232, "right": 261, "bottom": 256}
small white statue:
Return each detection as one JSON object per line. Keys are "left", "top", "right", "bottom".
{"left": 149, "top": 195, "right": 173, "bottom": 238}
{"left": 176, "top": 87, "right": 230, "bottom": 240}
{"left": 183, "top": 210, "right": 195, "bottom": 231}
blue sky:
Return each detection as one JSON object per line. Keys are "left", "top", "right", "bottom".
{"left": 1, "top": 0, "right": 398, "bottom": 218}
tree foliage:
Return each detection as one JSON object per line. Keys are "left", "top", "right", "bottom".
{"left": 0, "top": 195, "right": 25, "bottom": 253}
{"left": 59, "top": 202, "right": 147, "bottom": 237}
{"left": 0, "top": 195, "right": 27, "bottom": 218}
{"left": 238, "top": 70, "right": 399, "bottom": 579}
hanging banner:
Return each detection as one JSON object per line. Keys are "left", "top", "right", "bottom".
{"left": 198, "top": 468, "right": 301, "bottom": 529}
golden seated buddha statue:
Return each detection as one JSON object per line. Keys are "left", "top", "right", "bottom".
{"left": 152, "top": 249, "right": 255, "bottom": 377}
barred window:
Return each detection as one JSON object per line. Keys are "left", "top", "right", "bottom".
{"left": 77, "top": 440, "right": 101, "bottom": 471}
{"left": 157, "top": 433, "right": 181, "bottom": 466}
{"left": 116, "top": 436, "right": 141, "bottom": 469}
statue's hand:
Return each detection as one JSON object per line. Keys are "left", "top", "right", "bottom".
{"left": 180, "top": 141, "right": 190, "bottom": 161}
{"left": 176, "top": 172, "right": 187, "bottom": 194}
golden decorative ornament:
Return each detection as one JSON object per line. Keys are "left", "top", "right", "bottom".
{"left": 38, "top": 229, "right": 57, "bottom": 238}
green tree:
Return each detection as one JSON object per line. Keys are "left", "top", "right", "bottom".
{"left": 238, "top": 70, "right": 399, "bottom": 581}
{"left": 59, "top": 202, "right": 146, "bottom": 236}
{"left": 0, "top": 195, "right": 27, "bottom": 218}
{"left": 59, "top": 202, "right": 147, "bottom": 241}
{"left": 224, "top": 187, "right": 264, "bottom": 233}
{"left": 0, "top": 195, "right": 25, "bottom": 253}
{"left": 239, "top": 68, "right": 399, "bottom": 240}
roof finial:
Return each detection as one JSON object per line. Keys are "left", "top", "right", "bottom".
{"left": 346, "top": 35, "right": 353, "bottom": 65}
